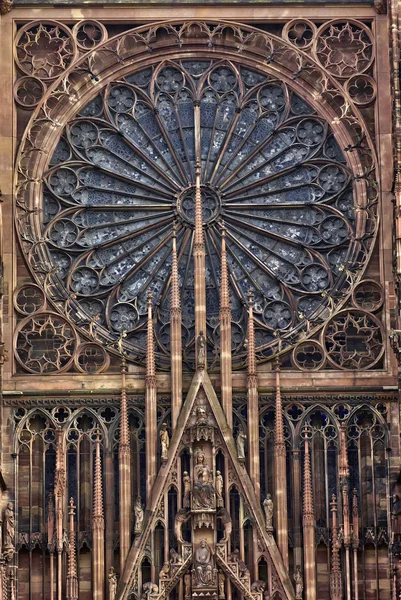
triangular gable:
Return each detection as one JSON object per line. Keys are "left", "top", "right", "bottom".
{"left": 118, "top": 370, "right": 294, "bottom": 600}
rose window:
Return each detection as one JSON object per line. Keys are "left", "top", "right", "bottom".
{"left": 21, "top": 54, "right": 375, "bottom": 369}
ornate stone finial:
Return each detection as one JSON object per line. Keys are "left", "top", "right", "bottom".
{"left": 274, "top": 358, "right": 285, "bottom": 453}
{"left": 247, "top": 289, "right": 257, "bottom": 385}
{"left": 330, "top": 494, "right": 342, "bottom": 600}
{"left": 93, "top": 432, "right": 104, "bottom": 527}
{"left": 66, "top": 498, "right": 78, "bottom": 600}
{"left": 146, "top": 290, "right": 156, "bottom": 387}
{"left": 119, "top": 357, "right": 129, "bottom": 450}
{"left": 170, "top": 222, "right": 181, "bottom": 314}
{"left": 194, "top": 164, "right": 204, "bottom": 251}
{"left": 339, "top": 424, "right": 349, "bottom": 480}
{"left": 302, "top": 428, "right": 314, "bottom": 527}
{"left": 220, "top": 221, "right": 230, "bottom": 313}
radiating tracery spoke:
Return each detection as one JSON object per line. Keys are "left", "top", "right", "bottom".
{"left": 41, "top": 58, "right": 362, "bottom": 368}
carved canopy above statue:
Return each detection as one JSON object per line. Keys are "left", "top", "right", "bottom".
{"left": 15, "top": 20, "right": 377, "bottom": 369}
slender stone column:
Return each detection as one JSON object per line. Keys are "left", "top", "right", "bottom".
{"left": 339, "top": 424, "right": 351, "bottom": 600}
{"left": 303, "top": 430, "right": 316, "bottom": 600}
{"left": 54, "top": 429, "right": 66, "bottom": 600}
{"left": 93, "top": 434, "right": 105, "bottom": 600}
{"left": 330, "top": 495, "right": 342, "bottom": 600}
{"left": 119, "top": 358, "right": 131, "bottom": 573}
{"left": 47, "top": 493, "right": 55, "bottom": 600}
{"left": 219, "top": 222, "right": 232, "bottom": 428}
{"left": 352, "top": 489, "right": 359, "bottom": 600}
{"left": 193, "top": 103, "right": 207, "bottom": 364}
{"left": 247, "top": 290, "right": 260, "bottom": 499}
{"left": 273, "top": 360, "right": 288, "bottom": 569}
{"left": 146, "top": 291, "right": 158, "bottom": 500}
{"left": 66, "top": 499, "right": 78, "bottom": 600}
{"left": 170, "top": 224, "right": 182, "bottom": 429}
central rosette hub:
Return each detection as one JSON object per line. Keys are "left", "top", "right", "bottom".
{"left": 177, "top": 185, "right": 221, "bottom": 225}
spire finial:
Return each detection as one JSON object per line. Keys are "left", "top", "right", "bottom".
{"left": 66, "top": 497, "right": 78, "bottom": 600}
{"left": 303, "top": 428, "right": 314, "bottom": 525}
{"left": 247, "top": 289, "right": 256, "bottom": 382}
{"left": 93, "top": 432, "right": 104, "bottom": 523}
{"left": 146, "top": 289, "right": 156, "bottom": 386}
{"left": 220, "top": 221, "right": 230, "bottom": 312}
{"left": 171, "top": 223, "right": 181, "bottom": 313}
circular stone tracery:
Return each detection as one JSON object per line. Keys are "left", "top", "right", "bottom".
{"left": 177, "top": 186, "right": 221, "bottom": 225}
{"left": 15, "top": 21, "right": 377, "bottom": 370}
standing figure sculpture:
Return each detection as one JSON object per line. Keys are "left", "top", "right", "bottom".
{"left": 174, "top": 508, "right": 190, "bottom": 543}
{"left": 183, "top": 471, "right": 191, "bottom": 508}
{"left": 215, "top": 471, "right": 224, "bottom": 508}
{"left": 197, "top": 332, "right": 206, "bottom": 369}
{"left": 3, "top": 502, "right": 15, "bottom": 561}
{"left": 134, "top": 496, "right": 144, "bottom": 536}
{"left": 263, "top": 494, "right": 274, "bottom": 530}
{"left": 194, "top": 538, "right": 214, "bottom": 586}
{"left": 236, "top": 427, "right": 247, "bottom": 461}
{"left": 108, "top": 567, "right": 118, "bottom": 600}
{"left": 160, "top": 423, "right": 170, "bottom": 462}
{"left": 294, "top": 565, "right": 303, "bottom": 599}
{"left": 185, "top": 572, "right": 191, "bottom": 598}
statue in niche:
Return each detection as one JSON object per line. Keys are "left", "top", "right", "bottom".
{"left": 294, "top": 565, "right": 303, "bottom": 599}
{"left": 141, "top": 582, "right": 158, "bottom": 600}
{"left": 392, "top": 493, "right": 401, "bottom": 536}
{"left": 193, "top": 448, "right": 214, "bottom": 509}
{"left": 194, "top": 538, "right": 214, "bottom": 586}
{"left": 170, "top": 548, "right": 182, "bottom": 565}
{"left": 174, "top": 508, "right": 191, "bottom": 543}
{"left": 215, "top": 471, "right": 224, "bottom": 507}
{"left": 183, "top": 471, "right": 191, "bottom": 508}
{"left": 159, "top": 562, "right": 171, "bottom": 580}
{"left": 236, "top": 426, "right": 247, "bottom": 461}
{"left": 218, "top": 571, "right": 225, "bottom": 598}
{"left": 228, "top": 549, "right": 249, "bottom": 578}
{"left": 263, "top": 494, "right": 274, "bottom": 530}
{"left": 197, "top": 332, "right": 206, "bottom": 369}
{"left": 160, "top": 423, "right": 170, "bottom": 462}
{"left": 217, "top": 508, "right": 232, "bottom": 543}
{"left": 3, "top": 502, "right": 15, "bottom": 560}
{"left": 108, "top": 567, "right": 118, "bottom": 600}
{"left": 185, "top": 572, "right": 191, "bottom": 597}
{"left": 134, "top": 496, "right": 144, "bottom": 536}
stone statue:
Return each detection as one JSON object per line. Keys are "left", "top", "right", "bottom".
{"left": 108, "top": 566, "right": 118, "bottom": 600}
{"left": 141, "top": 582, "right": 158, "bottom": 600}
{"left": 170, "top": 548, "right": 182, "bottom": 565}
{"left": 195, "top": 406, "right": 208, "bottom": 425}
{"left": 194, "top": 538, "right": 214, "bottom": 586}
{"left": 183, "top": 471, "right": 191, "bottom": 508}
{"left": 217, "top": 507, "right": 232, "bottom": 543}
{"left": 174, "top": 508, "right": 190, "bottom": 543}
{"left": 193, "top": 449, "right": 214, "bottom": 509}
{"left": 185, "top": 572, "right": 191, "bottom": 597}
{"left": 215, "top": 471, "right": 224, "bottom": 507}
{"left": 159, "top": 562, "right": 171, "bottom": 580}
{"left": 228, "top": 549, "right": 249, "bottom": 578}
{"left": 251, "top": 581, "right": 266, "bottom": 593}
{"left": 134, "top": 496, "right": 144, "bottom": 535}
{"left": 160, "top": 423, "right": 169, "bottom": 462}
{"left": 294, "top": 565, "right": 303, "bottom": 599}
{"left": 3, "top": 502, "right": 15, "bottom": 560}
{"left": 236, "top": 427, "right": 246, "bottom": 461}
{"left": 263, "top": 494, "right": 273, "bottom": 530}
{"left": 197, "top": 331, "right": 206, "bottom": 369}
{"left": 392, "top": 493, "right": 401, "bottom": 536}
{"left": 218, "top": 571, "right": 225, "bottom": 598}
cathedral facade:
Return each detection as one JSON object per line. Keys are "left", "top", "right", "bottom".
{"left": 0, "top": 1, "right": 400, "bottom": 600}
